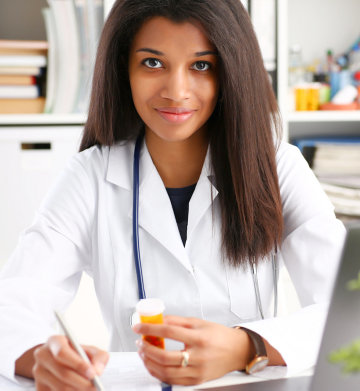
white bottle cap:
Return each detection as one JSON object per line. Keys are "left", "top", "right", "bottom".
{"left": 136, "top": 298, "right": 165, "bottom": 316}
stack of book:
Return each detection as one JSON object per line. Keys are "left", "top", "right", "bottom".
{"left": 0, "top": 40, "right": 48, "bottom": 114}
{"left": 295, "top": 138, "right": 360, "bottom": 219}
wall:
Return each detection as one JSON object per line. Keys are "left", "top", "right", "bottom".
{"left": 0, "top": 0, "right": 47, "bottom": 40}
{"left": 288, "top": 0, "right": 360, "bottom": 65}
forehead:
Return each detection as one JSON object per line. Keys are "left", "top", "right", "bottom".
{"left": 130, "top": 16, "right": 215, "bottom": 52}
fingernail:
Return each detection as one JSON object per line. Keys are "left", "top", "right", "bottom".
{"left": 86, "top": 367, "right": 96, "bottom": 380}
{"left": 135, "top": 339, "right": 142, "bottom": 347}
{"left": 132, "top": 324, "right": 141, "bottom": 333}
{"left": 95, "top": 362, "right": 105, "bottom": 375}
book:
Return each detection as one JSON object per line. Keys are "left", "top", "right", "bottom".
{"left": 320, "top": 183, "right": 360, "bottom": 217}
{"left": 42, "top": 7, "right": 57, "bottom": 113}
{"left": 317, "top": 174, "right": 360, "bottom": 189}
{"left": 0, "top": 66, "right": 42, "bottom": 76}
{"left": 0, "top": 55, "right": 47, "bottom": 68}
{"left": 294, "top": 137, "right": 360, "bottom": 175}
{"left": 0, "top": 97, "right": 45, "bottom": 114}
{"left": 47, "top": 0, "right": 81, "bottom": 114}
{"left": 311, "top": 143, "right": 360, "bottom": 175}
{"left": 0, "top": 75, "right": 37, "bottom": 85}
{"left": 0, "top": 85, "right": 40, "bottom": 99}
{"left": 294, "top": 137, "right": 360, "bottom": 218}
{"left": 73, "top": 0, "right": 104, "bottom": 113}
{"left": 0, "top": 40, "right": 48, "bottom": 56}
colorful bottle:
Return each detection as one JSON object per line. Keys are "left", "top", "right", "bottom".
{"left": 136, "top": 298, "right": 165, "bottom": 349}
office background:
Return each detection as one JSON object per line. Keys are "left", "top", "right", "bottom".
{"left": 0, "top": 0, "right": 359, "bottom": 348}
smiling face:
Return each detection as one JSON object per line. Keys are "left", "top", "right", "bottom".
{"left": 128, "top": 16, "right": 219, "bottom": 143}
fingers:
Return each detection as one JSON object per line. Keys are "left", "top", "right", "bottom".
{"left": 83, "top": 345, "right": 109, "bottom": 375}
{"left": 34, "top": 361, "right": 95, "bottom": 391}
{"left": 34, "top": 344, "right": 95, "bottom": 388}
{"left": 163, "top": 315, "right": 203, "bottom": 329}
{"left": 47, "top": 336, "right": 94, "bottom": 377}
{"left": 33, "top": 335, "right": 108, "bottom": 390}
{"left": 136, "top": 339, "right": 208, "bottom": 385}
{"left": 137, "top": 339, "right": 192, "bottom": 367}
{"left": 143, "top": 357, "right": 196, "bottom": 384}
{"left": 133, "top": 322, "right": 196, "bottom": 345}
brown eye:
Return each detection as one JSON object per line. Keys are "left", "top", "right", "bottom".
{"left": 192, "top": 61, "right": 211, "bottom": 71}
{"left": 143, "top": 58, "right": 162, "bottom": 68}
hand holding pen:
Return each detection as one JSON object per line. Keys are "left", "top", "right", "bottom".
{"left": 32, "top": 311, "right": 109, "bottom": 390}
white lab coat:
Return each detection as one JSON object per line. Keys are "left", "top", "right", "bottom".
{"left": 0, "top": 139, "right": 345, "bottom": 381}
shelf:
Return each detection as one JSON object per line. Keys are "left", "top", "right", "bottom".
{"left": 0, "top": 113, "right": 87, "bottom": 126}
{"left": 288, "top": 111, "right": 360, "bottom": 123}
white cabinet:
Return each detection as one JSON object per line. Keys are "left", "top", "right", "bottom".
{"left": 0, "top": 126, "right": 83, "bottom": 267}
{"left": 0, "top": 1, "right": 109, "bottom": 347}
{"left": 0, "top": 122, "right": 110, "bottom": 349}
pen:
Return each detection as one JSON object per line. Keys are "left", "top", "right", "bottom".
{"left": 54, "top": 311, "right": 105, "bottom": 391}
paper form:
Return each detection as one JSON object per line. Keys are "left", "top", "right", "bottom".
{"left": 0, "top": 353, "right": 310, "bottom": 390}
{"left": 0, "top": 353, "right": 161, "bottom": 391}
{"left": 101, "top": 352, "right": 162, "bottom": 391}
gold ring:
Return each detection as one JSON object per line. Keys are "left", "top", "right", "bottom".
{"left": 181, "top": 350, "right": 190, "bottom": 367}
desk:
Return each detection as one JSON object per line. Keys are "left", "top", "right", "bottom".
{"left": 0, "top": 353, "right": 313, "bottom": 390}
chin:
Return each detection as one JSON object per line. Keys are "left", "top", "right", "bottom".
{"left": 147, "top": 125, "right": 200, "bottom": 143}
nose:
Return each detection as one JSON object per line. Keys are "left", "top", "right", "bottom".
{"left": 160, "top": 68, "right": 191, "bottom": 102}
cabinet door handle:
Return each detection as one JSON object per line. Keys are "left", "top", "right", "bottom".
{"left": 21, "top": 143, "right": 52, "bottom": 150}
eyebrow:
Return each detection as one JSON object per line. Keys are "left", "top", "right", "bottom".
{"left": 135, "top": 48, "right": 218, "bottom": 57}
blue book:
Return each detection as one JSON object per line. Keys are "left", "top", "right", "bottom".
{"left": 293, "top": 137, "right": 360, "bottom": 168}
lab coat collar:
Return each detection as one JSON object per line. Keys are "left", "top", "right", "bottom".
{"left": 106, "top": 141, "right": 133, "bottom": 190}
{"left": 106, "top": 139, "right": 217, "bottom": 191}
{"left": 106, "top": 139, "right": 218, "bottom": 269}
{"left": 187, "top": 149, "right": 218, "bottom": 241}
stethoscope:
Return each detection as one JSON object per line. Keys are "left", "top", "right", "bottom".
{"left": 132, "top": 134, "right": 278, "bottom": 320}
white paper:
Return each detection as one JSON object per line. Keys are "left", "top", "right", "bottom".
{"left": 101, "top": 352, "right": 162, "bottom": 391}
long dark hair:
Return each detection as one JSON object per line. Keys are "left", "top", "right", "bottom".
{"left": 80, "top": 0, "right": 283, "bottom": 267}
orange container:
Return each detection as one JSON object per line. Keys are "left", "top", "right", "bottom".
{"left": 295, "top": 83, "right": 320, "bottom": 111}
{"left": 308, "top": 86, "right": 320, "bottom": 110}
{"left": 295, "top": 86, "right": 308, "bottom": 111}
{"left": 136, "top": 298, "right": 165, "bottom": 349}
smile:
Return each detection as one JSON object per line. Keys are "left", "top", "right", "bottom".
{"left": 155, "top": 108, "right": 195, "bottom": 123}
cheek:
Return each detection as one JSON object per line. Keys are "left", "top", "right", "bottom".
{"left": 197, "top": 78, "right": 219, "bottom": 113}
{"left": 130, "top": 77, "right": 158, "bottom": 114}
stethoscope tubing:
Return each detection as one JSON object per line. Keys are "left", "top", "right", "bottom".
{"left": 132, "top": 134, "right": 278, "bottom": 317}
{"left": 133, "top": 134, "right": 146, "bottom": 300}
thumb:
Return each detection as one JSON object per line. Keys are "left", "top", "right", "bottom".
{"left": 83, "top": 345, "right": 109, "bottom": 375}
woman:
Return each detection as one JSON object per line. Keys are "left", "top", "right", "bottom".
{"left": 0, "top": 0, "right": 345, "bottom": 389}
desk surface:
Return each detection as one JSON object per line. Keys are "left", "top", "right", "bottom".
{"left": 0, "top": 352, "right": 313, "bottom": 391}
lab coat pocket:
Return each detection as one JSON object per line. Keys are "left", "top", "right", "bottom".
{"left": 225, "top": 265, "right": 261, "bottom": 322}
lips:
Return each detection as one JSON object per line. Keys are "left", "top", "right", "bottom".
{"left": 156, "top": 107, "right": 195, "bottom": 123}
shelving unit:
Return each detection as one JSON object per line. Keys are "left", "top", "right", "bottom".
{"left": 0, "top": 113, "right": 87, "bottom": 126}
{"left": 277, "top": 0, "right": 360, "bottom": 142}
{"left": 0, "top": 0, "right": 110, "bottom": 348}
{"left": 287, "top": 111, "right": 360, "bottom": 123}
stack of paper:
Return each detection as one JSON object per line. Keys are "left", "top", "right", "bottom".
{"left": 295, "top": 138, "right": 360, "bottom": 218}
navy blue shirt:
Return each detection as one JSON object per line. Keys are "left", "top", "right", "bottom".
{"left": 166, "top": 183, "right": 196, "bottom": 245}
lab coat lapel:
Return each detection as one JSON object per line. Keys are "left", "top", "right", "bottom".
{"left": 187, "top": 149, "right": 218, "bottom": 240}
{"left": 128, "top": 141, "right": 191, "bottom": 271}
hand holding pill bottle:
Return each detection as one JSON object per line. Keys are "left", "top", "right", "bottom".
{"left": 136, "top": 298, "right": 165, "bottom": 349}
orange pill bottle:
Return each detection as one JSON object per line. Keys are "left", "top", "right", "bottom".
{"left": 136, "top": 298, "right": 165, "bottom": 349}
